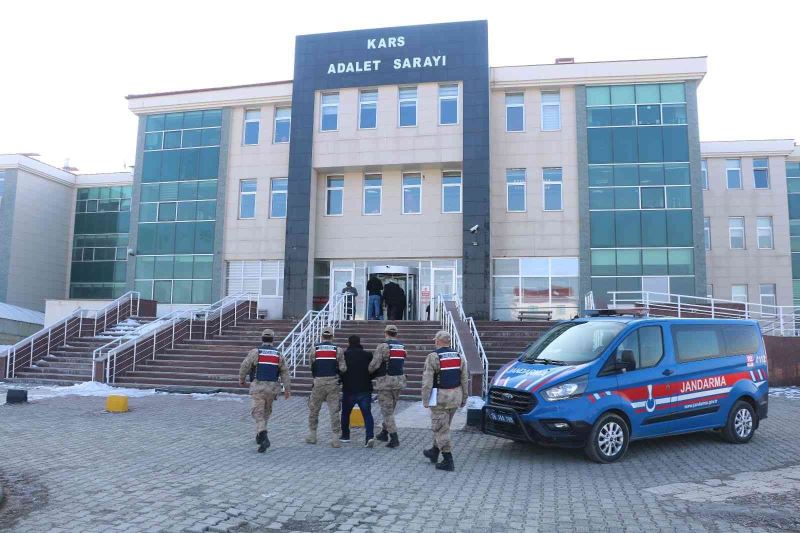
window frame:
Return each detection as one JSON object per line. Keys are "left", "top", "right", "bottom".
{"left": 728, "top": 216, "right": 745, "bottom": 249}
{"left": 540, "top": 91, "right": 562, "bottom": 132}
{"left": 238, "top": 179, "right": 257, "bottom": 219}
{"left": 726, "top": 159, "right": 742, "bottom": 190}
{"left": 398, "top": 86, "right": 418, "bottom": 128}
{"left": 243, "top": 109, "right": 261, "bottom": 146}
{"left": 701, "top": 159, "right": 708, "bottom": 190}
{"left": 505, "top": 93, "right": 525, "bottom": 133}
{"left": 731, "top": 284, "right": 748, "bottom": 303}
{"left": 401, "top": 173, "right": 422, "bottom": 215}
{"left": 704, "top": 217, "right": 711, "bottom": 251}
{"left": 362, "top": 174, "right": 382, "bottom": 216}
{"left": 273, "top": 107, "right": 291, "bottom": 144}
{"left": 542, "top": 167, "right": 563, "bottom": 212}
{"left": 438, "top": 84, "right": 459, "bottom": 126}
{"left": 756, "top": 216, "right": 773, "bottom": 249}
{"left": 269, "top": 178, "right": 288, "bottom": 219}
{"left": 610, "top": 325, "right": 665, "bottom": 372}
{"left": 325, "top": 175, "right": 344, "bottom": 217}
{"left": 441, "top": 171, "right": 462, "bottom": 213}
{"left": 759, "top": 283, "right": 776, "bottom": 308}
{"left": 505, "top": 168, "right": 527, "bottom": 212}
{"left": 358, "top": 89, "right": 378, "bottom": 130}
{"left": 320, "top": 92, "right": 339, "bottom": 132}
{"left": 753, "top": 158, "right": 770, "bottom": 189}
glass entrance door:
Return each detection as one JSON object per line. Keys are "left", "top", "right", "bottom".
{"left": 432, "top": 268, "right": 456, "bottom": 319}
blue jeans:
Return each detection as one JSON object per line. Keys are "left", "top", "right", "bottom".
{"left": 368, "top": 295, "right": 382, "bottom": 320}
{"left": 341, "top": 392, "right": 374, "bottom": 442}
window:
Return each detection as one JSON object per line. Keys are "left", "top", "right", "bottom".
{"left": 505, "top": 93, "right": 524, "bottom": 132}
{"left": 703, "top": 217, "right": 711, "bottom": 251}
{"left": 402, "top": 173, "right": 421, "bottom": 214}
{"left": 731, "top": 284, "right": 748, "bottom": 303}
{"left": 673, "top": 325, "right": 723, "bottom": 362}
{"left": 492, "top": 257, "right": 580, "bottom": 320}
{"left": 439, "top": 84, "right": 458, "bottom": 125}
{"left": 359, "top": 90, "right": 378, "bottom": 129}
{"left": 543, "top": 168, "right": 563, "bottom": 211}
{"left": 243, "top": 110, "right": 260, "bottom": 145}
{"left": 363, "top": 174, "right": 382, "bottom": 215}
{"left": 729, "top": 217, "right": 745, "bottom": 249}
{"left": 726, "top": 159, "right": 742, "bottom": 189}
{"left": 541, "top": 91, "right": 561, "bottom": 131}
{"left": 759, "top": 283, "right": 776, "bottom": 308}
{"left": 326, "top": 176, "right": 344, "bottom": 216}
{"left": 757, "top": 217, "right": 773, "bottom": 249}
{"left": 706, "top": 284, "right": 713, "bottom": 298}
{"left": 701, "top": 159, "right": 708, "bottom": 190}
{"left": 226, "top": 260, "right": 283, "bottom": 299}
{"left": 442, "top": 172, "right": 462, "bottom": 213}
{"left": 506, "top": 169, "right": 526, "bottom": 212}
{"left": 614, "top": 326, "right": 664, "bottom": 370}
{"left": 270, "top": 178, "right": 287, "bottom": 218}
{"left": 239, "top": 180, "right": 256, "bottom": 219}
{"left": 321, "top": 93, "right": 339, "bottom": 131}
{"left": 753, "top": 158, "right": 769, "bottom": 189}
{"left": 273, "top": 107, "right": 291, "bottom": 143}
{"left": 398, "top": 87, "right": 417, "bottom": 127}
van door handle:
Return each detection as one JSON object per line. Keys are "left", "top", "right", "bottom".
{"left": 663, "top": 369, "right": 674, "bottom": 376}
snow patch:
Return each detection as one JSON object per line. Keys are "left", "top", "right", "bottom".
{"left": 21, "top": 381, "right": 159, "bottom": 401}
{"left": 189, "top": 392, "right": 244, "bottom": 403}
{"left": 769, "top": 387, "right": 800, "bottom": 400}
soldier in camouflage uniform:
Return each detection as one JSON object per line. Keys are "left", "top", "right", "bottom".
{"left": 306, "top": 326, "right": 347, "bottom": 448}
{"left": 239, "top": 328, "right": 291, "bottom": 453}
{"left": 368, "top": 324, "right": 406, "bottom": 448}
{"left": 421, "top": 330, "right": 468, "bottom": 472}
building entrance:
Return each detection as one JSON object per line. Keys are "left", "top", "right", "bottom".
{"left": 367, "top": 265, "right": 418, "bottom": 320}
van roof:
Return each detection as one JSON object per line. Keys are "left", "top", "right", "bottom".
{"left": 577, "top": 316, "right": 761, "bottom": 327}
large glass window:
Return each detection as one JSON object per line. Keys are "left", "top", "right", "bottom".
{"left": 442, "top": 172, "right": 462, "bottom": 213}
{"left": 239, "top": 180, "right": 256, "bottom": 219}
{"left": 541, "top": 91, "right": 561, "bottom": 131}
{"left": 270, "top": 178, "right": 287, "bottom": 218}
{"left": 543, "top": 167, "right": 563, "bottom": 211}
{"left": 359, "top": 90, "right": 378, "bottom": 129}
{"left": 492, "top": 257, "right": 579, "bottom": 320}
{"left": 321, "top": 93, "right": 339, "bottom": 131}
{"left": 757, "top": 216, "right": 773, "bottom": 249}
{"left": 243, "top": 109, "right": 260, "bottom": 145}
{"left": 273, "top": 107, "right": 291, "bottom": 143}
{"left": 363, "top": 174, "right": 382, "bottom": 215}
{"left": 398, "top": 87, "right": 417, "bottom": 127}
{"left": 402, "top": 173, "right": 421, "bottom": 214}
{"left": 505, "top": 93, "right": 524, "bottom": 132}
{"left": 753, "top": 158, "right": 769, "bottom": 189}
{"left": 726, "top": 159, "right": 742, "bottom": 189}
{"left": 729, "top": 217, "right": 745, "bottom": 249}
{"left": 506, "top": 169, "right": 526, "bottom": 212}
{"left": 326, "top": 176, "right": 344, "bottom": 216}
{"left": 439, "top": 84, "right": 458, "bottom": 125}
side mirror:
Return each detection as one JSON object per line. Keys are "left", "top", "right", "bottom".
{"left": 615, "top": 349, "right": 636, "bottom": 372}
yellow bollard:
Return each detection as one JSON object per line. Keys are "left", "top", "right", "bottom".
{"left": 105, "top": 394, "right": 129, "bottom": 413}
{"left": 350, "top": 405, "right": 365, "bottom": 427}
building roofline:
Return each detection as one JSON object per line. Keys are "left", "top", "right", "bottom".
{"left": 492, "top": 55, "right": 708, "bottom": 70}
{"left": 126, "top": 79, "right": 293, "bottom": 100}
{"left": 700, "top": 139, "right": 797, "bottom": 157}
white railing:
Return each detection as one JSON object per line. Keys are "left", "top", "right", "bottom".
{"left": 584, "top": 291, "right": 595, "bottom": 311}
{"left": 449, "top": 294, "right": 489, "bottom": 396}
{"left": 435, "top": 294, "right": 491, "bottom": 397}
{"left": 3, "top": 291, "right": 140, "bottom": 379}
{"left": 278, "top": 292, "right": 352, "bottom": 376}
{"left": 607, "top": 290, "right": 800, "bottom": 336}
{"left": 94, "top": 292, "right": 257, "bottom": 383}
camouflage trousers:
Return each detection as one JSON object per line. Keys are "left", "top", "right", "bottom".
{"left": 377, "top": 389, "right": 401, "bottom": 433}
{"left": 308, "top": 381, "right": 341, "bottom": 436}
{"left": 251, "top": 389, "right": 276, "bottom": 433}
{"left": 430, "top": 407, "right": 458, "bottom": 453}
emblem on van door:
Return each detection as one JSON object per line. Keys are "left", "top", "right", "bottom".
{"left": 501, "top": 393, "right": 514, "bottom": 400}
{"left": 645, "top": 384, "right": 656, "bottom": 413}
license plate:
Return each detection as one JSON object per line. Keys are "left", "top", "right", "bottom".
{"left": 486, "top": 409, "right": 515, "bottom": 425}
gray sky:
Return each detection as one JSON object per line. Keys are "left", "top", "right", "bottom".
{"left": 2, "top": 0, "right": 798, "bottom": 173}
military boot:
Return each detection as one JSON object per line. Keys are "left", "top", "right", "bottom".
{"left": 256, "top": 432, "right": 264, "bottom": 445}
{"left": 423, "top": 446, "right": 440, "bottom": 464}
{"left": 331, "top": 438, "right": 342, "bottom": 448}
{"left": 386, "top": 432, "right": 399, "bottom": 448}
{"left": 376, "top": 428, "right": 389, "bottom": 442}
{"left": 305, "top": 431, "right": 317, "bottom": 445}
{"left": 436, "top": 452, "right": 455, "bottom": 472}
{"left": 257, "top": 431, "right": 269, "bottom": 453}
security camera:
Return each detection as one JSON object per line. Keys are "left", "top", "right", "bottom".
{"left": 128, "top": 248, "right": 135, "bottom": 257}
{"left": 469, "top": 225, "right": 480, "bottom": 234}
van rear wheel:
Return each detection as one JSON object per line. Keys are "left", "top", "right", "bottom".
{"left": 721, "top": 400, "right": 756, "bottom": 443}
{"left": 585, "top": 413, "right": 629, "bottom": 463}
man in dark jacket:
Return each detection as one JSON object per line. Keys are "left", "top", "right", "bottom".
{"left": 340, "top": 335, "right": 376, "bottom": 447}
{"left": 366, "top": 275, "right": 384, "bottom": 320}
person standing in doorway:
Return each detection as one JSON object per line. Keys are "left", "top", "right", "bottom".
{"left": 342, "top": 281, "right": 358, "bottom": 320}
{"left": 340, "top": 335, "right": 376, "bottom": 448}
{"left": 367, "top": 274, "right": 384, "bottom": 320}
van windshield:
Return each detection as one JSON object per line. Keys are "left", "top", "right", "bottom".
{"left": 520, "top": 321, "right": 626, "bottom": 365}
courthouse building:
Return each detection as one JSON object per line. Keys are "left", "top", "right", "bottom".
{"left": 3, "top": 20, "right": 799, "bottom": 321}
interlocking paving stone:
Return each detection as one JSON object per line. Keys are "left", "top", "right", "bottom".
{"left": 0, "top": 393, "right": 798, "bottom": 532}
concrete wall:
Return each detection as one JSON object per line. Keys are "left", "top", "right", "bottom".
{"left": 490, "top": 86, "right": 579, "bottom": 258}
{"left": 44, "top": 299, "right": 113, "bottom": 326}
{"left": 703, "top": 155, "right": 793, "bottom": 305}
{"left": 0, "top": 317, "right": 42, "bottom": 344}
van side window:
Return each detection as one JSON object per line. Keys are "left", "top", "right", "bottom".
{"left": 722, "top": 325, "right": 760, "bottom": 355}
{"left": 614, "top": 326, "right": 664, "bottom": 370}
{"left": 673, "top": 326, "right": 723, "bottom": 362}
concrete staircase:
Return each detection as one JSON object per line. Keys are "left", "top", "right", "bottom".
{"left": 9, "top": 316, "right": 158, "bottom": 385}
{"left": 473, "top": 320, "right": 553, "bottom": 382}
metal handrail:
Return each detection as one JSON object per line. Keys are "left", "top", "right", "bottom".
{"left": 439, "top": 293, "right": 490, "bottom": 397}
{"left": 607, "top": 290, "right": 800, "bottom": 337}
{"left": 3, "top": 291, "right": 140, "bottom": 379}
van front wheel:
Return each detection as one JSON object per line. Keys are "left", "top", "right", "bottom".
{"left": 721, "top": 400, "right": 756, "bottom": 443}
{"left": 585, "top": 413, "right": 629, "bottom": 463}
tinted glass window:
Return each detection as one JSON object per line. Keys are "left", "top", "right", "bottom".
{"left": 723, "top": 325, "right": 760, "bottom": 355}
{"left": 673, "top": 325, "right": 723, "bottom": 362}
{"left": 520, "top": 321, "right": 626, "bottom": 364}
{"left": 615, "top": 326, "right": 663, "bottom": 370}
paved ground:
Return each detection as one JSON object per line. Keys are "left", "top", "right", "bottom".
{"left": 1, "top": 388, "right": 799, "bottom": 532}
